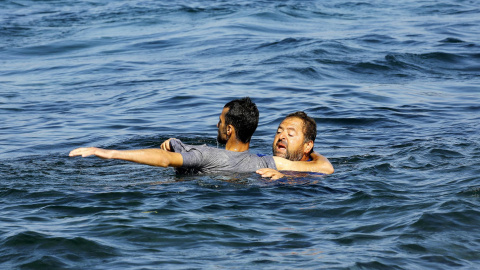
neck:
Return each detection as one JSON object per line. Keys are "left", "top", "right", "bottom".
{"left": 225, "top": 137, "right": 250, "bottom": 152}
{"left": 300, "top": 154, "right": 310, "bottom": 161}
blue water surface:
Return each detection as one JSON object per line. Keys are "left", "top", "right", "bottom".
{"left": 1, "top": 0, "right": 480, "bottom": 269}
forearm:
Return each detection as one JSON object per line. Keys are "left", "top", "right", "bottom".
{"left": 69, "top": 147, "right": 183, "bottom": 167}
{"left": 109, "top": 149, "right": 175, "bottom": 167}
{"left": 310, "top": 157, "right": 334, "bottom": 174}
{"left": 273, "top": 152, "right": 334, "bottom": 174}
{"left": 308, "top": 152, "right": 334, "bottom": 174}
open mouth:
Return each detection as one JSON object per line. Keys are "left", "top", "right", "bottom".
{"left": 276, "top": 141, "right": 287, "bottom": 151}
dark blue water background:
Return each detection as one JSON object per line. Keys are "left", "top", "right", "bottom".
{"left": 1, "top": 0, "right": 480, "bottom": 269}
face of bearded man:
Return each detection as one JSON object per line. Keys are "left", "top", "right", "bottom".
{"left": 272, "top": 117, "right": 308, "bottom": 161}
{"left": 217, "top": 107, "right": 229, "bottom": 144}
{"left": 273, "top": 138, "right": 304, "bottom": 161}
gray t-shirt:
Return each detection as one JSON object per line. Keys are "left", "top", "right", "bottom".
{"left": 170, "top": 139, "right": 276, "bottom": 174}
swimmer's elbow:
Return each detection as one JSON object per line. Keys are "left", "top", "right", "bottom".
{"left": 324, "top": 161, "right": 334, "bottom": 174}
{"left": 321, "top": 157, "right": 334, "bottom": 175}
{"left": 154, "top": 153, "right": 177, "bottom": 167}
{"left": 155, "top": 156, "right": 170, "bottom": 167}
{"left": 162, "top": 151, "right": 183, "bottom": 168}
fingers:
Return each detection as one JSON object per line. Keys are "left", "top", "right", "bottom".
{"left": 270, "top": 173, "right": 284, "bottom": 180}
{"left": 69, "top": 147, "right": 97, "bottom": 157}
{"left": 256, "top": 168, "right": 269, "bottom": 176}
{"left": 160, "top": 141, "right": 169, "bottom": 151}
{"left": 160, "top": 138, "right": 175, "bottom": 151}
{"left": 256, "top": 168, "right": 285, "bottom": 180}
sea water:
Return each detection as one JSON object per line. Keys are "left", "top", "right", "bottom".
{"left": 1, "top": 0, "right": 480, "bottom": 269}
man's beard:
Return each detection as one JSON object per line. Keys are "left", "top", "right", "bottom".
{"left": 217, "top": 127, "right": 228, "bottom": 144}
{"left": 273, "top": 140, "right": 304, "bottom": 161}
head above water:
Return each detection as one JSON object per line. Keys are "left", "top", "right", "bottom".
{"left": 217, "top": 97, "right": 259, "bottom": 144}
{"left": 272, "top": 111, "right": 317, "bottom": 161}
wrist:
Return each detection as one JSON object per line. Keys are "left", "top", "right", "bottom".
{"left": 109, "top": 149, "right": 120, "bottom": 159}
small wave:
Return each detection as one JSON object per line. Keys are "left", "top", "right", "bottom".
{"left": 11, "top": 40, "right": 97, "bottom": 57}
{"left": 318, "top": 117, "right": 390, "bottom": 127}
{"left": 350, "top": 61, "right": 392, "bottom": 71}
{"left": 415, "top": 2, "right": 477, "bottom": 16}
{"left": 386, "top": 52, "right": 471, "bottom": 66}
{"left": 1, "top": 231, "right": 118, "bottom": 261}
{"left": 410, "top": 209, "right": 480, "bottom": 232}
{"left": 128, "top": 37, "right": 189, "bottom": 51}
{"left": 383, "top": 52, "right": 480, "bottom": 79}
{"left": 358, "top": 34, "right": 397, "bottom": 44}
{"left": 428, "top": 148, "right": 464, "bottom": 158}
{"left": 333, "top": 2, "right": 374, "bottom": 9}
{"left": 256, "top": 37, "right": 310, "bottom": 49}
{"left": 440, "top": 37, "right": 465, "bottom": 43}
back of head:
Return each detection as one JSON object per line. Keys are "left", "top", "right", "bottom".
{"left": 285, "top": 111, "right": 317, "bottom": 143}
{"left": 224, "top": 97, "right": 259, "bottom": 143}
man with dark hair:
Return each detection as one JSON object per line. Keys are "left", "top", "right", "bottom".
{"left": 257, "top": 111, "right": 334, "bottom": 179}
{"left": 217, "top": 97, "right": 258, "bottom": 151}
{"left": 70, "top": 98, "right": 328, "bottom": 175}
{"left": 273, "top": 111, "right": 317, "bottom": 161}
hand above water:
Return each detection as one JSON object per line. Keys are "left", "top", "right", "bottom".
{"left": 160, "top": 138, "right": 175, "bottom": 152}
{"left": 69, "top": 147, "right": 114, "bottom": 159}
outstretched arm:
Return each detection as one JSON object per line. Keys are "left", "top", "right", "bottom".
{"left": 69, "top": 147, "right": 183, "bottom": 167}
{"left": 272, "top": 151, "right": 334, "bottom": 174}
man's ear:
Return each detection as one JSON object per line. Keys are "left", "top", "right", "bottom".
{"left": 226, "top": 125, "right": 234, "bottom": 136}
{"left": 303, "top": 140, "right": 314, "bottom": 154}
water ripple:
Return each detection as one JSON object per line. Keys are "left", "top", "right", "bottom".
{"left": 1, "top": 0, "right": 480, "bottom": 269}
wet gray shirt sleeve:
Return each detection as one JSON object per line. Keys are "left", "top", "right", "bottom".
{"left": 169, "top": 139, "right": 276, "bottom": 174}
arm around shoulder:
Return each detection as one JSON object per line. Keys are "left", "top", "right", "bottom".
{"left": 273, "top": 151, "right": 334, "bottom": 174}
{"left": 309, "top": 152, "right": 334, "bottom": 174}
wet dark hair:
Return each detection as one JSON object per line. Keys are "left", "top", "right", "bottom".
{"left": 285, "top": 111, "right": 317, "bottom": 143}
{"left": 224, "top": 97, "right": 259, "bottom": 143}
